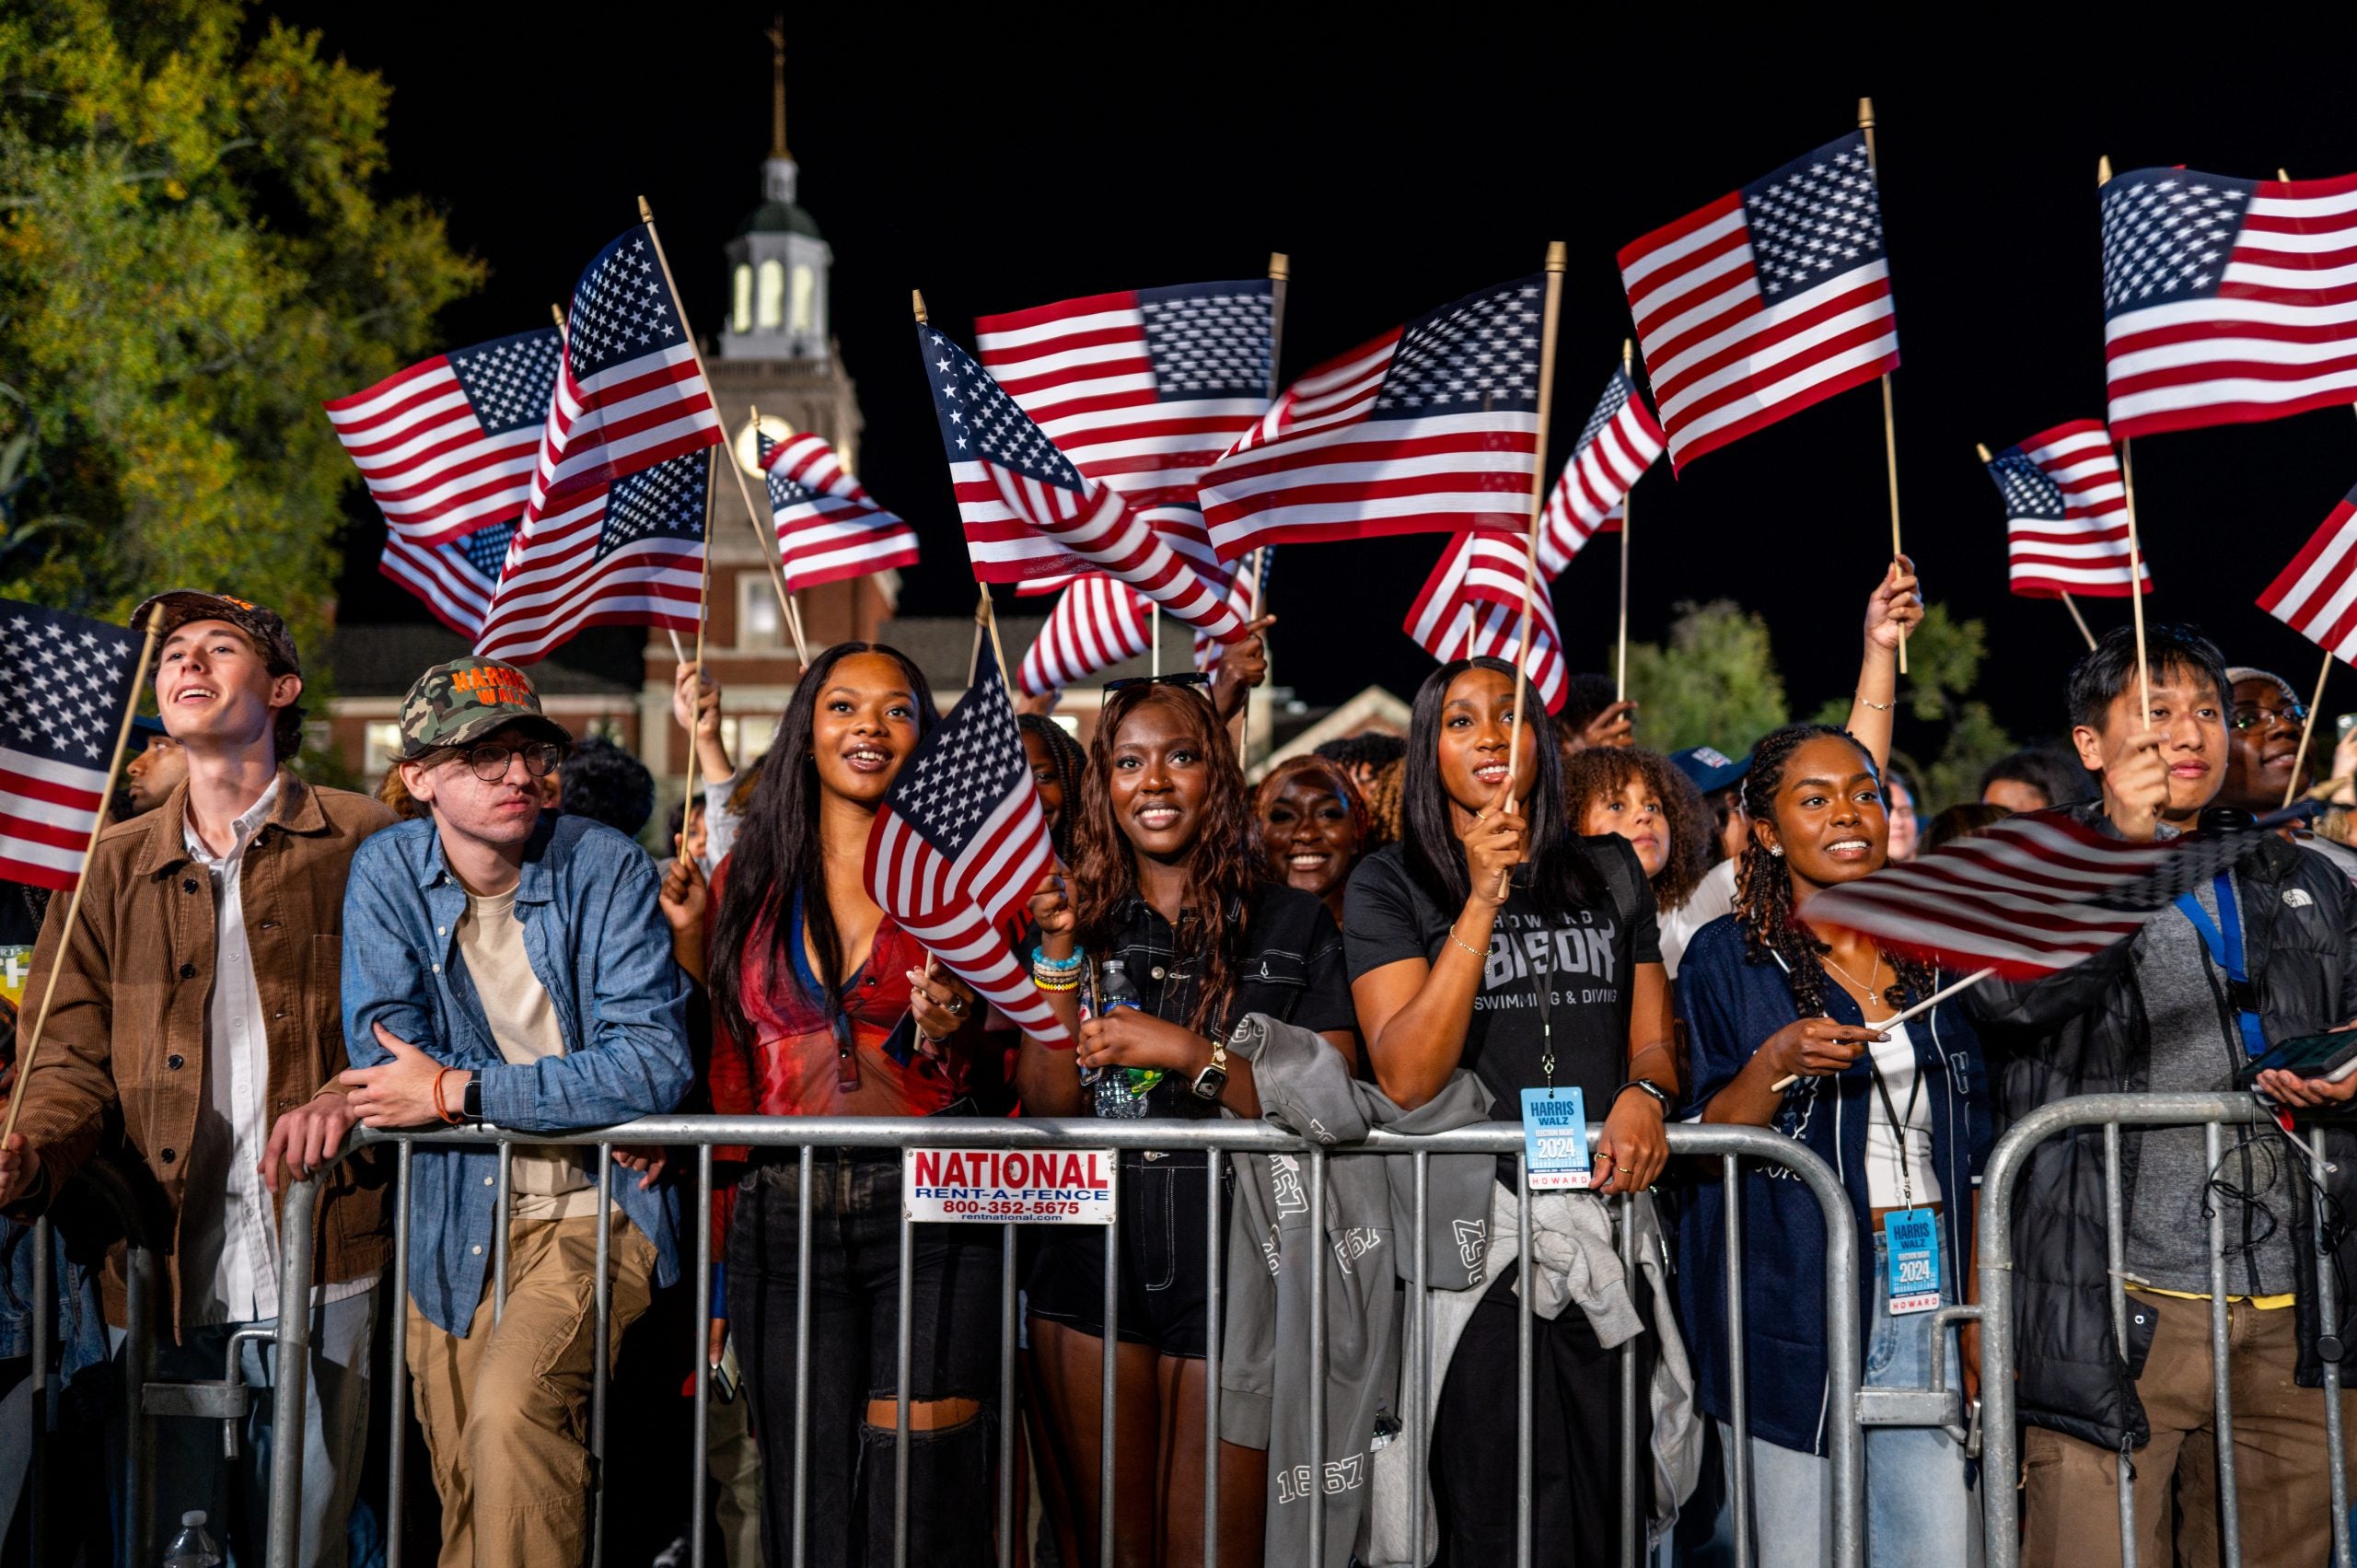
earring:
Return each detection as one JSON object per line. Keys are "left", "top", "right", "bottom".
{"left": 1770, "top": 844, "right": 1784, "bottom": 857}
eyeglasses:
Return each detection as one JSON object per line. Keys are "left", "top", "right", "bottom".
{"left": 1101, "top": 672, "right": 1213, "bottom": 695}
{"left": 450, "top": 740, "right": 565, "bottom": 782}
{"left": 2231, "top": 704, "right": 2308, "bottom": 731}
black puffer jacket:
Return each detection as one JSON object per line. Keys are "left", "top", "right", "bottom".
{"left": 1967, "top": 805, "right": 2357, "bottom": 1453}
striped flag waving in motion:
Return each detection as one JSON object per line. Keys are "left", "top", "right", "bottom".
{"left": 1620, "top": 134, "right": 1898, "bottom": 470}
{"left": 2259, "top": 483, "right": 2357, "bottom": 661}
{"left": 865, "top": 641, "right": 1064, "bottom": 1045}
{"left": 1016, "top": 577, "right": 1155, "bottom": 697}
{"left": 1981, "top": 421, "right": 2152, "bottom": 598}
{"left": 758, "top": 428, "right": 920, "bottom": 592}
{"left": 918, "top": 320, "right": 1243, "bottom": 642}
{"left": 1198, "top": 275, "right": 1550, "bottom": 560}
{"left": 2101, "top": 168, "right": 2357, "bottom": 439}
{"left": 0, "top": 602, "right": 142, "bottom": 891}
{"left": 323, "top": 328, "right": 561, "bottom": 546}
{"left": 473, "top": 452, "right": 707, "bottom": 664}
{"left": 1538, "top": 366, "right": 1666, "bottom": 575}
{"left": 379, "top": 521, "right": 517, "bottom": 642}
{"left": 1402, "top": 531, "right": 1568, "bottom": 714}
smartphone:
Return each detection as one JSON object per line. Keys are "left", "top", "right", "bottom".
{"left": 712, "top": 1332, "right": 742, "bottom": 1404}
{"left": 2235, "top": 1030, "right": 2357, "bottom": 1088}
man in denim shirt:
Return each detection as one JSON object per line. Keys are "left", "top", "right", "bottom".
{"left": 339, "top": 657, "right": 691, "bottom": 1568}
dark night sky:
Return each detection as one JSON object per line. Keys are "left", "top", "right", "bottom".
{"left": 281, "top": 10, "right": 2357, "bottom": 749}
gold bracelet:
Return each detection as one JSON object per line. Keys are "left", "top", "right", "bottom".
{"left": 1446, "top": 928, "right": 1487, "bottom": 964}
{"left": 1854, "top": 691, "right": 1895, "bottom": 712}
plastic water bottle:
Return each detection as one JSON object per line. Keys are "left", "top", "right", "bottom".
{"left": 162, "top": 1510, "right": 222, "bottom": 1568}
{"left": 1087, "top": 959, "right": 1153, "bottom": 1118}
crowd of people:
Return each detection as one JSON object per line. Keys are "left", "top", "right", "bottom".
{"left": 0, "top": 569, "right": 2352, "bottom": 1568}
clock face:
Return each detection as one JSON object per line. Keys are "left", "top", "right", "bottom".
{"left": 732, "top": 412, "right": 798, "bottom": 477}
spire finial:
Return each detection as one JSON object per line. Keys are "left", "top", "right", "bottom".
{"left": 766, "top": 17, "right": 789, "bottom": 160}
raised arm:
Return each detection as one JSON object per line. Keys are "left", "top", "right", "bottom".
{"left": 1846, "top": 555, "right": 1922, "bottom": 774}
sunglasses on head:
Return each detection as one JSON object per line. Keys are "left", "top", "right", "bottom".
{"left": 1101, "top": 672, "right": 1213, "bottom": 696}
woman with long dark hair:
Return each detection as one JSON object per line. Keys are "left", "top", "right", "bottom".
{"left": 1344, "top": 656, "right": 1677, "bottom": 1568}
{"left": 1018, "top": 676, "right": 1356, "bottom": 1568}
{"left": 704, "top": 642, "right": 1003, "bottom": 1567}
{"left": 1677, "top": 722, "right": 1991, "bottom": 1567}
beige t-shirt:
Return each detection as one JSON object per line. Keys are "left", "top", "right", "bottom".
{"left": 459, "top": 889, "right": 598, "bottom": 1221}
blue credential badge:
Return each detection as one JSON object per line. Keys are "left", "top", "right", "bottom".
{"left": 1884, "top": 1207, "right": 1941, "bottom": 1315}
{"left": 1519, "top": 1087, "right": 1589, "bottom": 1191}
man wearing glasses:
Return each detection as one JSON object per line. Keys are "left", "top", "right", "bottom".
{"left": 2218, "top": 666, "right": 2357, "bottom": 887}
{"left": 339, "top": 656, "right": 691, "bottom": 1568}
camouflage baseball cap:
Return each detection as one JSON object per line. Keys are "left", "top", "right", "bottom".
{"left": 132, "top": 591, "right": 301, "bottom": 675}
{"left": 397, "top": 657, "right": 571, "bottom": 759}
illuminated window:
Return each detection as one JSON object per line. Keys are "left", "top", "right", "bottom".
{"left": 731, "top": 264, "right": 752, "bottom": 333}
{"left": 720, "top": 714, "right": 780, "bottom": 763}
{"left": 790, "top": 264, "right": 817, "bottom": 332}
{"left": 756, "top": 260, "right": 784, "bottom": 329}
{"left": 739, "top": 574, "right": 784, "bottom": 650}
{"left": 365, "top": 721, "right": 402, "bottom": 781}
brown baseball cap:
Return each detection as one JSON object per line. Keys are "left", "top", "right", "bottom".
{"left": 132, "top": 591, "right": 301, "bottom": 676}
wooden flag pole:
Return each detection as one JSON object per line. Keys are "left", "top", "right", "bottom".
{"left": 1859, "top": 97, "right": 1907, "bottom": 675}
{"left": 1978, "top": 440, "right": 2096, "bottom": 650}
{"left": 2285, "top": 646, "right": 2336, "bottom": 810}
{"left": 1617, "top": 337, "right": 1635, "bottom": 702}
{"left": 1507, "top": 241, "right": 1571, "bottom": 774}
{"left": 677, "top": 443, "right": 719, "bottom": 851}
{"left": 1, "top": 616, "right": 160, "bottom": 1150}
{"left": 1238, "top": 250, "right": 1290, "bottom": 768}
{"left": 1771, "top": 967, "right": 1998, "bottom": 1092}
{"left": 2096, "top": 157, "right": 2153, "bottom": 726}
{"left": 638, "top": 196, "right": 809, "bottom": 668}
{"left": 744, "top": 401, "right": 812, "bottom": 666}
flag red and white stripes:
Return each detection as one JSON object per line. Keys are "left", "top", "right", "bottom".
{"left": 378, "top": 522, "right": 513, "bottom": 642}
{"left": 1538, "top": 366, "right": 1666, "bottom": 575}
{"left": 323, "top": 329, "right": 560, "bottom": 547}
{"left": 0, "top": 601, "right": 143, "bottom": 892}
{"left": 472, "top": 454, "right": 706, "bottom": 664}
{"left": 1801, "top": 810, "right": 2265, "bottom": 978}
{"left": 864, "top": 644, "right": 1063, "bottom": 1044}
{"left": 2102, "top": 168, "right": 2357, "bottom": 438}
{"left": 1980, "top": 421, "right": 2152, "bottom": 599}
{"left": 1403, "top": 531, "right": 1567, "bottom": 714}
{"left": 1017, "top": 577, "right": 1155, "bottom": 696}
{"left": 759, "top": 430, "right": 920, "bottom": 592}
{"left": 2258, "top": 482, "right": 2357, "bottom": 662}
{"left": 1619, "top": 134, "right": 1898, "bottom": 470}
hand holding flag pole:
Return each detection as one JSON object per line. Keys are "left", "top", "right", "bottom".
{"left": 2098, "top": 157, "right": 2155, "bottom": 729}
{"left": 1506, "top": 241, "right": 1570, "bottom": 772}
{"left": 1, "top": 612, "right": 161, "bottom": 1151}
{"left": 1238, "top": 250, "right": 1290, "bottom": 768}
{"left": 1859, "top": 98, "right": 1909, "bottom": 676}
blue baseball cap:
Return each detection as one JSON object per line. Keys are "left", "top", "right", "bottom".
{"left": 1671, "top": 745, "right": 1750, "bottom": 796}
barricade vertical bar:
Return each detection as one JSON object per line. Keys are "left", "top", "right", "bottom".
{"left": 1411, "top": 1151, "right": 1429, "bottom": 1562}
{"left": 1307, "top": 1147, "right": 1327, "bottom": 1566}
{"left": 1516, "top": 1153, "right": 1533, "bottom": 1568}
{"left": 493, "top": 1140, "right": 515, "bottom": 1326}
{"left": 1203, "top": 1149, "right": 1222, "bottom": 1568}
{"left": 2104, "top": 1123, "right": 2137, "bottom": 1568}
{"left": 389, "top": 1140, "right": 414, "bottom": 1568}
{"left": 264, "top": 1174, "right": 320, "bottom": 1568}
{"left": 998, "top": 1223, "right": 1016, "bottom": 1568}
{"left": 1619, "top": 1191, "right": 1637, "bottom": 1568}
{"left": 2313, "top": 1126, "right": 2351, "bottom": 1568}
{"left": 692, "top": 1146, "right": 714, "bottom": 1568}
{"left": 2204, "top": 1121, "right": 2243, "bottom": 1566}
{"left": 29, "top": 1214, "right": 47, "bottom": 1564}
{"left": 1100, "top": 1169, "right": 1120, "bottom": 1568}
{"left": 793, "top": 1144, "right": 814, "bottom": 1568}
{"left": 895, "top": 1195, "right": 914, "bottom": 1568}
{"left": 591, "top": 1146, "right": 613, "bottom": 1568}
{"left": 1724, "top": 1154, "right": 1751, "bottom": 1568}
{"left": 123, "top": 1241, "right": 156, "bottom": 1568}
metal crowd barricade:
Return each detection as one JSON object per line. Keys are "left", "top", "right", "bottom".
{"left": 254, "top": 1115, "right": 1879, "bottom": 1568}
{"left": 1976, "top": 1092, "right": 2354, "bottom": 1568}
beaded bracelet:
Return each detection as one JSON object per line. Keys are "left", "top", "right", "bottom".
{"left": 1031, "top": 972, "right": 1082, "bottom": 993}
{"left": 1030, "top": 945, "right": 1086, "bottom": 975}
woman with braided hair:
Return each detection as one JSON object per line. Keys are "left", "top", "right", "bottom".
{"left": 1674, "top": 720, "right": 1992, "bottom": 1568}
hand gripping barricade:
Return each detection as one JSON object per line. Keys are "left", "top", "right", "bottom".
{"left": 220, "top": 1114, "right": 1901, "bottom": 1568}
{"left": 1975, "top": 1092, "right": 2357, "bottom": 1568}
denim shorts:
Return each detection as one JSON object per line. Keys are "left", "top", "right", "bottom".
{"left": 1024, "top": 1149, "right": 1232, "bottom": 1357}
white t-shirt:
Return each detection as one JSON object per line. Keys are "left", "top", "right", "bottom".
{"left": 1658, "top": 859, "right": 1737, "bottom": 980}
{"left": 1862, "top": 1018, "right": 1941, "bottom": 1211}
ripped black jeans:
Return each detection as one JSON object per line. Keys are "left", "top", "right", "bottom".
{"left": 729, "top": 1150, "right": 1002, "bottom": 1568}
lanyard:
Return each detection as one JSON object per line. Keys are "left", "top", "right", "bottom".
{"left": 2172, "top": 872, "right": 2268, "bottom": 1059}
{"left": 1863, "top": 1029, "right": 1923, "bottom": 1210}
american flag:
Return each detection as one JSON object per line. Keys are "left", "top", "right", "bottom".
{"left": 1981, "top": 421, "right": 2151, "bottom": 599}
{"left": 1801, "top": 810, "right": 2267, "bottom": 978}
{"left": 379, "top": 521, "right": 516, "bottom": 641}
{"left": 920, "top": 324, "right": 1243, "bottom": 640}
{"left": 864, "top": 642, "right": 1063, "bottom": 1044}
{"left": 759, "top": 429, "right": 920, "bottom": 592}
{"left": 1402, "top": 531, "right": 1567, "bottom": 714}
{"left": 472, "top": 451, "right": 706, "bottom": 664}
{"left": 323, "top": 329, "right": 561, "bottom": 546}
{"left": 1538, "top": 366, "right": 1666, "bottom": 575}
{"left": 1017, "top": 576, "right": 1154, "bottom": 696}
{"left": 0, "top": 602, "right": 141, "bottom": 892}
{"left": 2258, "top": 482, "right": 2357, "bottom": 661}
{"left": 2102, "top": 168, "right": 2357, "bottom": 438}
{"left": 1197, "top": 275, "right": 1548, "bottom": 559}
{"left": 1194, "top": 546, "right": 1273, "bottom": 672}
{"left": 523, "top": 226, "right": 722, "bottom": 521}
{"left": 1619, "top": 134, "right": 1898, "bottom": 470}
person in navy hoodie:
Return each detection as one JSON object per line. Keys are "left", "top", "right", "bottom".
{"left": 1676, "top": 722, "right": 1992, "bottom": 1568}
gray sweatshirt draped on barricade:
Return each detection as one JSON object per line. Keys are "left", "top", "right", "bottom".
{"left": 1216, "top": 1011, "right": 1702, "bottom": 1566}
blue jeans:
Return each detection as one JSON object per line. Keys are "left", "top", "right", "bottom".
{"left": 108, "top": 1283, "right": 379, "bottom": 1568}
{"left": 1723, "top": 1230, "right": 1980, "bottom": 1568}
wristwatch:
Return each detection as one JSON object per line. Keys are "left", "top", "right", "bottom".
{"left": 462, "top": 1076, "right": 484, "bottom": 1125}
{"left": 1190, "top": 1036, "right": 1230, "bottom": 1101}
{"left": 1616, "top": 1077, "right": 1675, "bottom": 1116}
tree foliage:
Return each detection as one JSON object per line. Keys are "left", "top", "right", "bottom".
{"left": 1625, "top": 599, "right": 1790, "bottom": 755}
{"left": 0, "top": 0, "right": 482, "bottom": 655}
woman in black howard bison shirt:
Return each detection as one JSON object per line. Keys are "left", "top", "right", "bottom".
{"left": 1344, "top": 656, "right": 1678, "bottom": 1568}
